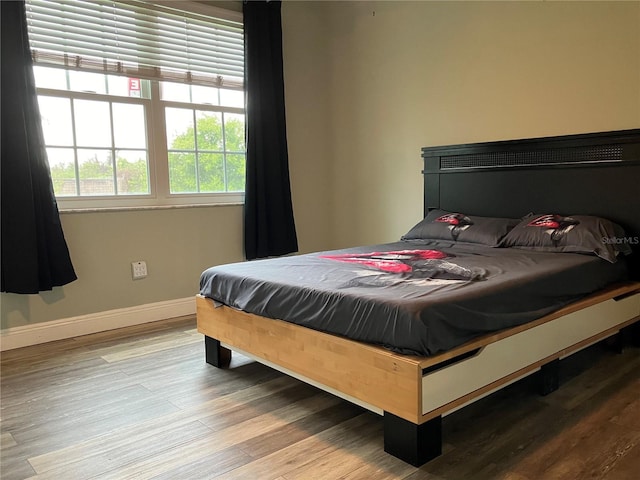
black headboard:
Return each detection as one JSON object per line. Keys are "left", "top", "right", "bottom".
{"left": 421, "top": 129, "right": 640, "bottom": 279}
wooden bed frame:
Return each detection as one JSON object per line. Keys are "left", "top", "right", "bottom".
{"left": 197, "top": 129, "right": 640, "bottom": 466}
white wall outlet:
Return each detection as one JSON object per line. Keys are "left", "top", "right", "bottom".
{"left": 131, "top": 261, "right": 148, "bottom": 280}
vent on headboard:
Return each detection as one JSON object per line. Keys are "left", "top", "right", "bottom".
{"left": 440, "top": 144, "right": 623, "bottom": 170}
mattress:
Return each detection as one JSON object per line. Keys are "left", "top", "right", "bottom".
{"left": 199, "top": 242, "right": 628, "bottom": 356}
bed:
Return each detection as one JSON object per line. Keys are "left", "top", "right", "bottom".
{"left": 196, "top": 129, "right": 640, "bottom": 466}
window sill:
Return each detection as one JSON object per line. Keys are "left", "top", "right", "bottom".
{"left": 59, "top": 202, "right": 243, "bottom": 214}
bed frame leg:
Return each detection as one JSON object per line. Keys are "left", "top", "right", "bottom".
{"left": 602, "top": 332, "right": 625, "bottom": 354}
{"left": 383, "top": 412, "right": 442, "bottom": 467}
{"left": 539, "top": 358, "right": 560, "bottom": 396}
{"left": 204, "top": 336, "right": 231, "bottom": 368}
{"left": 620, "top": 323, "right": 640, "bottom": 348}
{"left": 628, "top": 322, "right": 640, "bottom": 347}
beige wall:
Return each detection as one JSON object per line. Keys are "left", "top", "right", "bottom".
{"left": 2, "top": 0, "right": 639, "bottom": 329}
{"left": 310, "top": 0, "right": 640, "bottom": 247}
{"left": 282, "top": 3, "right": 334, "bottom": 254}
{"left": 1, "top": 206, "right": 245, "bottom": 328}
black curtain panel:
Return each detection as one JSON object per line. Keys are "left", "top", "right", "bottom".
{"left": 243, "top": 0, "right": 298, "bottom": 260}
{"left": 1, "top": 0, "right": 77, "bottom": 294}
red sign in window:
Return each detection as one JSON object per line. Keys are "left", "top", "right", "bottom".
{"left": 128, "top": 78, "right": 141, "bottom": 97}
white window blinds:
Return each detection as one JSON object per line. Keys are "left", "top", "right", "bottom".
{"left": 26, "top": 0, "right": 244, "bottom": 88}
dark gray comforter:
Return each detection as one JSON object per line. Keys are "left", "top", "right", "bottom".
{"left": 200, "top": 242, "right": 627, "bottom": 356}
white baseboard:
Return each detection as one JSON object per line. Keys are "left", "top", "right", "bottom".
{"left": 0, "top": 297, "right": 196, "bottom": 351}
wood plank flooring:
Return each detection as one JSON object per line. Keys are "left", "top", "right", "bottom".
{"left": 1, "top": 317, "right": 639, "bottom": 479}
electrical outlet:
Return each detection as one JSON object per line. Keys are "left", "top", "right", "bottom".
{"left": 131, "top": 261, "right": 148, "bottom": 280}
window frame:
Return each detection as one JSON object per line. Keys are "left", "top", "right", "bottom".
{"left": 28, "top": 0, "right": 245, "bottom": 211}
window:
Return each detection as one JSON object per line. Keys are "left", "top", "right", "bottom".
{"left": 26, "top": 0, "right": 244, "bottom": 209}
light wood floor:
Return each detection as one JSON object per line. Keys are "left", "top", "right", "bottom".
{"left": 1, "top": 317, "right": 639, "bottom": 480}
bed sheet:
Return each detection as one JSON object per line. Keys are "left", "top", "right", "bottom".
{"left": 200, "top": 242, "right": 628, "bottom": 355}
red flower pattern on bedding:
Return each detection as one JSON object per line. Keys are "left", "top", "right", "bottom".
{"left": 320, "top": 249, "right": 449, "bottom": 273}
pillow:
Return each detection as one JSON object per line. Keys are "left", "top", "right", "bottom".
{"left": 402, "top": 209, "right": 520, "bottom": 247}
{"left": 500, "top": 213, "right": 632, "bottom": 263}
